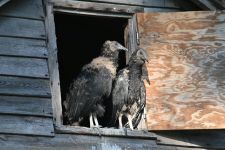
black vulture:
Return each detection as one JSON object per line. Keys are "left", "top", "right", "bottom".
{"left": 63, "top": 41, "right": 127, "bottom": 128}
{"left": 111, "top": 48, "right": 149, "bottom": 130}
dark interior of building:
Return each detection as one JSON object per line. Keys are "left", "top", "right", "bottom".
{"left": 54, "top": 12, "right": 128, "bottom": 126}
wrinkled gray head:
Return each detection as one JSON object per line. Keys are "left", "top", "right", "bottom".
{"left": 101, "top": 40, "right": 128, "bottom": 58}
{"left": 129, "top": 47, "right": 149, "bottom": 64}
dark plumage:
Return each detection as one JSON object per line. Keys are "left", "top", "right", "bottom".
{"left": 111, "top": 48, "right": 149, "bottom": 130}
{"left": 63, "top": 40, "right": 127, "bottom": 127}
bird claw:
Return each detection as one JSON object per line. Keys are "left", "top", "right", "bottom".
{"left": 127, "top": 127, "right": 134, "bottom": 131}
{"left": 91, "top": 126, "right": 102, "bottom": 136}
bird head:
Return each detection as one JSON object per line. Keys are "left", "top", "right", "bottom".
{"left": 130, "top": 47, "right": 149, "bottom": 64}
{"left": 101, "top": 40, "right": 128, "bottom": 57}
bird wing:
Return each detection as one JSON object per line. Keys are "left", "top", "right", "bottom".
{"left": 124, "top": 81, "right": 146, "bottom": 129}
{"left": 133, "top": 81, "right": 146, "bottom": 128}
{"left": 64, "top": 64, "right": 113, "bottom": 124}
{"left": 110, "top": 68, "right": 129, "bottom": 126}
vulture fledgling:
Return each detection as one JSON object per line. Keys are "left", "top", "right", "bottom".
{"left": 63, "top": 41, "right": 127, "bottom": 128}
{"left": 111, "top": 48, "right": 149, "bottom": 130}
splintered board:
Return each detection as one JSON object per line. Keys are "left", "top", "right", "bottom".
{"left": 137, "top": 11, "right": 225, "bottom": 130}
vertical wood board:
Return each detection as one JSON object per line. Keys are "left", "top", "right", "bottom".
{"left": 45, "top": 3, "right": 63, "bottom": 126}
{"left": 137, "top": 11, "right": 225, "bottom": 130}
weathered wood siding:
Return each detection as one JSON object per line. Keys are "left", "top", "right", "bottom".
{"left": 0, "top": 133, "right": 157, "bottom": 150}
{"left": 73, "top": 0, "right": 182, "bottom": 13}
{"left": 0, "top": 0, "right": 54, "bottom": 136}
{"left": 137, "top": 11, "right": 225, "bottom": 130}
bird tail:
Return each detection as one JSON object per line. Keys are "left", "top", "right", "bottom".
{"left": 124, "top": 105, "right": 144, "bottom": 129}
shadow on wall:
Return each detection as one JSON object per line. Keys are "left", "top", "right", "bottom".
{"left": 154, "top": 130, "right": 225, "bottom": 149}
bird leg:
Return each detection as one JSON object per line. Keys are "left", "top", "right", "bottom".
{"left": 93, "top": 114, "right": 100, "bottom": 128}
{"left": 89, "top": 113, "right": 94, "bottom": 128}
{"left": 91, "top": 114, "right": 102, "bottom": 136}
{"left": 118, "top": 113, "right": 123, "bottom": 129}
{"left": 127, "top": 114, "right": 134, "bottom": 130}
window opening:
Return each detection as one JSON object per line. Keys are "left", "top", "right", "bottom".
{"left": 54, "top": 12, "right": 128, "bottom": 127}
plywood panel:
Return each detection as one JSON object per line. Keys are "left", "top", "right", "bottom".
{"left": 137, "top": 11, "right": 225, "bottom": 130}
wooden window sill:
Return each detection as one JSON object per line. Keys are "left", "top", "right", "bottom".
{"left": 55, "top": 125, "right": 156, "bottom": 139}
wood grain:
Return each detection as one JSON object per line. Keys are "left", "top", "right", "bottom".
{"left": 137, "top": 11, "right": 225, "bottom": 130}
{"left": 45, "top": 3, "right": 63, "bottom": 126}
{"left": 0, "top": 133, "right": 157, "bottom": 150}
{"left": 0, "top": 16, "right": 45, "bottom": 39}
{"left": 75, "top": 0, "right": 179, "bottom": 8}
{"left": 0, "top": 56, "right": 49, "bottom": 78}
{"left": 0, "top": 37, "right": 47, "bottom": 58}
{"left": 56, "top": 126, "right": 156, "bottom": 139}
{"left": 0, "top": 96, "right": 52, "bottom": 117}
{"left": 53, "top": 0, "right": 143, "bottom": 14}
{"left": 0, "top": 76, "right": 51, "bottom": 97}
{"left": 0, "top": 0, "right": 44, "bottom": 19}
{"left": 0, "top": 115, "right": 54, "bottom": 136}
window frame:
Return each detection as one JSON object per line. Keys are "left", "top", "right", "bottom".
{"left": 44, "top": 0, "right": 142, "bottom": 136}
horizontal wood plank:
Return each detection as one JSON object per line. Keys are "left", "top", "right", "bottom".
{"left": 0, "top": 16, "right": 45, "bottom": 39}
{"left": 81, "top": 0, "right": 144, "bottom": 6}
{"left": 0, "top": 56, "right": 49, "bottom": 78}
{"left": 0, "top": 37, "right": 47, "bottom": 58}
{"left": 0, "top": 133, "right": 157, "bottom": 150}
{"left": 157, "top": 145, "right": 205, "bottom": 150}
{"left": 0, "top": 0, "right": 44, "bottom": 19}
{"left": 144, "top": 7, "right": 180, "bottom": 12}
{"left": 0, "top": 76, "right": 51, "bottom": 97}
{"left": 78, "top": 0, "right": 180, "bottom": 8}
{"left": 0, "top": 115, "right": 54, "bottom": 136}
{"left": 0, "top": 96, "right": 52, "bottom": 117}
{"left": 53, "top": 0, "right": 143, "bottom": 13}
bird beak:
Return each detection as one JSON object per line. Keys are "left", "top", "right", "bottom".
{"left": 117, "top": 44, "right": 128, "bottom": 51}
{"left": 146, "top": 78, "right": 150, "bottom": 85}
{"left": 145, "top": 58, "right": 149, "bottom": 63}
{"left": 143, "top": 55, "right": 149, "bottom": 63}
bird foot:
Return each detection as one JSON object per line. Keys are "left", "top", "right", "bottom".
{"left": 127, "top": 128, "right": 134, "bottom": 131}
{"left": 91, "top": 126, "right": 102, "bottom": 136}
